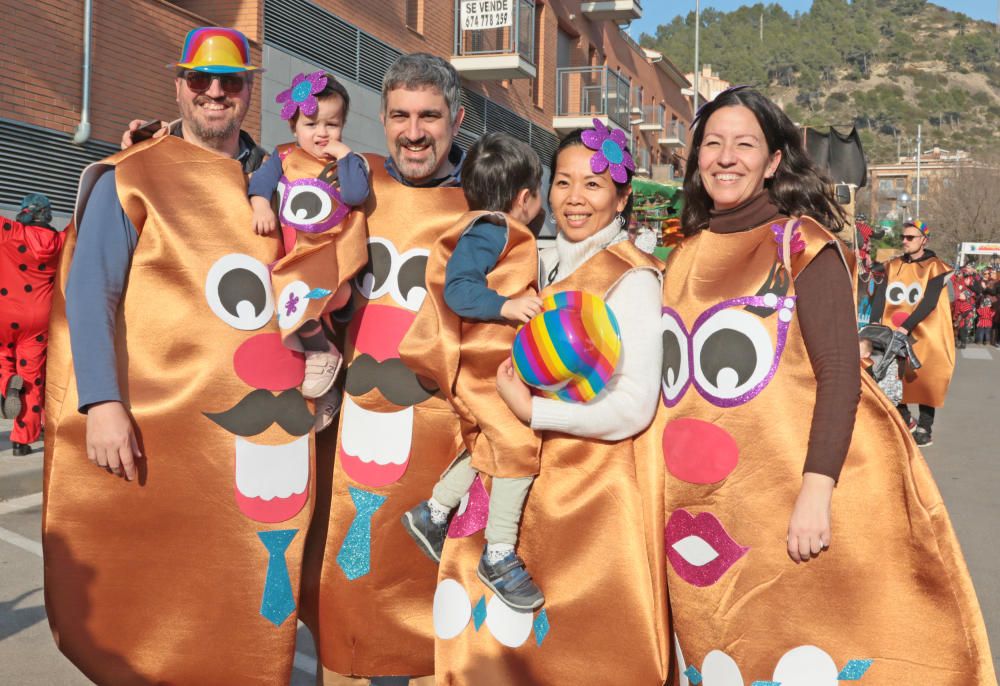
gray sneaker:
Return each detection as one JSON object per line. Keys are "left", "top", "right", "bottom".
{"left": 477, "top": 548, "right": 544, "bottom": 613}
{"left": 401, "top": 501, "right": 448, "bottom": 563}
{"left": 2, "top": 375, "right": 23, "bottom": 420}
{"left": 914, "top": 427, "right": 933, "bottom": 447}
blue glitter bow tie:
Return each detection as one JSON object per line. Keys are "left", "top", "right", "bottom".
{"left": 337, "top": 487, "right": 387, "bottom": 580}
{"left": 258, "top": 529, "right": 298, "bottom": 626}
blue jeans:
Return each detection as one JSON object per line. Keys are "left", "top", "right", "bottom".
{"left": 975, "top": 327, "right": 991, "bottom": 344}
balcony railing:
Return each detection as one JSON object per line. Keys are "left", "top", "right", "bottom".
{"left": 639, "top": 105, "right": 663, "bottom": 131}
{"left": 452, "top": 0, "right": 536, "bottom": 80}
{"left": 635, "top": 147, "right": 651, "bottom": 176}
{"left": 554, "top": 66, "right": 631, "bottom": 132}
{"left": 658, "top": 120, "right": 687, "bottom": 147}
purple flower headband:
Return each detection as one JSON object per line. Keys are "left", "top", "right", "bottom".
{"left": 276, "top": 71, "right": 328, "bottom": 121}
{"left": 581, "top": 118, "right": 635, "bottom": 184}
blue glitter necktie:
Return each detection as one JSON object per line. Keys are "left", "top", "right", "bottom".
{"left": 258, "top": 529, "right": 298, "bottom": 626}
{"left": 336, "top": 487, "right": 387, "bottom": 580}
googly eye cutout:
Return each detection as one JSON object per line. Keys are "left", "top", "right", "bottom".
{"left": 692, "top": 308, "right": 774, "bottom": 402}
{"left": 886, "top": 280, "right": 907, "bottom": 306}
{"left": 205, "top": 254, "right": 275, "bottom": 331}
{"left": 278, "top": 177, "right": 349, "bottom": 233}
{"left": 661, "top": 308, "right": 691, "bottom": 407}
{"left": 905, "top": 282, "right": 923, "bottom": 306}
{"left": 354, "top": 237, "right": 395, "bottom": 301}
{"left": 392, "top": 248, "right": 429, "bottom": 312}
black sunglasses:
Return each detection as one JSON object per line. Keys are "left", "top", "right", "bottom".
{"left": 901, "top": 234, "right": 923, "bottom": 241}
{"left": 183, "top": 71, "right": 248, "bottom": 95}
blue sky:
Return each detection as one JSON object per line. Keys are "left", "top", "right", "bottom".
{"left": 631, "top": 0, "right": 998, "bottom": 38}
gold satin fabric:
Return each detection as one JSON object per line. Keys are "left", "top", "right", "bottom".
{"left": 434, "top": 243, "right": 670, "bottom": 686}
{"left": 269, "top": 144, "right": 368, "bottom": 348}
{"left": 399, "top": 210, "right": 542, "bottom": 478}
{"left": 43, "top": 136, "right": 315, "bottom": 685}
{"left": 880, "top": 255, "right": 955, "bottom": 407}
{"left": 303, "top": 155, "right": 468, "bottom": 678}
{"left": 654, "top": 217, "right": 995, "bottom": 684}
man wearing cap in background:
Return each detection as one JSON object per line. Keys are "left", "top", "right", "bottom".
{"left": 877, "top": 219, "right": 955, "bottom": 447}
{"left": 0, "top": 193, "right": 66, "bottom": 456}
{"left": 44, "top": 28, "right": 315, "bottom": 684}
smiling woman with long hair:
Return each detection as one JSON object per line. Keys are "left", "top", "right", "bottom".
{"left": 651, "top": 87, "right": 995, "bottom": 684}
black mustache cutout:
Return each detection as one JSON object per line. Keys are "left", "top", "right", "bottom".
{"left": 204, "top": 389, "right": 314, "bottom": 437}
{"left": 345, "top": 353, "right": 438, "bottom": 407}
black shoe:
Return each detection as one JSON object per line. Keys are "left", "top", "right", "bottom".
{"left": 11, "top": 442, "right": 32, "bottom": 456}
{"left": 477, "top": 547, "right": 544, "bottom": 613}
{"left": 1, "top": 375, "right": 23, "bottom": 420}
{"left": 913, "top": 428, "right": 933, "bottom": 447}
{"left": 401, "top": 501, "right": 449, "bottom": 563}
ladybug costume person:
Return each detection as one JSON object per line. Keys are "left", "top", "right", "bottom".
{"left": 1, "top": 193, "right": 66, "bottom": 455}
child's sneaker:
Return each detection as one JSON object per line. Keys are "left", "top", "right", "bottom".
{"left": 905, "top": 417, "right": 917, "bottom": 432}
{"left": 302, "top": 348, "right": 341, "bottom": 399}
{"left": 477, "top": 547, "right": 544, "bottom": 612}
{"left": 313, "top": 386, "right": 342, "bottom": 432}
{"left": 1, "top": 375, "right": 23, "bottom": 420}
{"left": 401, "top": 501, "right": 449, "bottom": 563}
{"left": 914, "top": 427, "right": 933, "bottom": 447}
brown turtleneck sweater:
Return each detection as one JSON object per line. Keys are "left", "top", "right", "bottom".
{"left": 709, "top": 192, "right": 860, "bottom": 481}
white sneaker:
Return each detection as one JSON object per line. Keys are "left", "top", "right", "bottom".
{"left": 302, "top": 348, "right": 342, "bottom": 399}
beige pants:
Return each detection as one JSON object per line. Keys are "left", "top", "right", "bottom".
{"left": 431, "top": 452, "right": 534, "bottom": 546}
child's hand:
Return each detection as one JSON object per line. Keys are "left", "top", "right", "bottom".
{"left": 322, "top": 140, "right": 352, "bottom": 160}
{"left": 496, "top": 358, "right": 533, "bottom": 424}
{"left": 501, "top": 296, "right": 543, "bottom": 324}
{"left": 786, "top": 472, "right": 834, "bottom": 563}
{"left": 250, "top": 196, "right": 278, "bottom": 236}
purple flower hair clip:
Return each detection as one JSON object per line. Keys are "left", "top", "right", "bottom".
{"left": 276, "top": 71, "right": 328, "bottom": 121}
{"left": 581, "top": 118, "right": 635, "bottom": 184}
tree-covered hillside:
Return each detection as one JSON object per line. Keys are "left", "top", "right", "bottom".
{"left": 641, "top": 0, "right": 1000, "bottom": 163}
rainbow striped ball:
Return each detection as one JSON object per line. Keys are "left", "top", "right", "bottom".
{"left": 512, "top": 291, "right": 622, "bottom": 403}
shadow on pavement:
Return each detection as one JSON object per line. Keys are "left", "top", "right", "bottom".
{"left": 0, "top": 587, "right": 46, "bottom": 641}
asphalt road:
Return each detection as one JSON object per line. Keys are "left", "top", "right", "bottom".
{"left": 2, "top": 348, "right": 998, "bottom": 683}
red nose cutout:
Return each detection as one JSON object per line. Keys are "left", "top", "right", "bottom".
{"left": 662, "top": 417, "right": 739, "bottom": 484}
{"left": 890, "top": 310, "right": 910, "bottom": 329}
{"left": 234, "top": 333, "right": 305, "bottom": 390}
{"left": 348, "top": 304, "right": 417, "bottom": 363}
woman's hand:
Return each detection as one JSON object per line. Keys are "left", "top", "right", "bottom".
{"left": 86, "top": 401, "right": 142, "bottom": 481}
{"left": 787, "top": 472, "right": 835, "bottom": 562}
{"left": 496, "top": 358, "right": 533, "bottom": 424}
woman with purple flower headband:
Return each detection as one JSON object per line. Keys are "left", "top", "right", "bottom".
{"left": 648, "top": 87, "right": 994, "bottom": 683}
{"left": 247, "top": 71, "right": 371, "bottom": 430}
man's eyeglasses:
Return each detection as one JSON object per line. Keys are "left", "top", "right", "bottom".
{"left": 183, "top": 71, "right": 248, "bottom": 95}
{"left": 901, "top": 234, "right": 923, "bottom": 241}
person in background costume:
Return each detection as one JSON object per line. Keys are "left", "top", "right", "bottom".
{"left": 975, "top": 295, "right": 995, "bottom": 345}
{"left": 878, "top": 219, "right": 954, "bottom": 447}
{"left": 399, "top": 132, "right": 545, "bottom": 612}
{"left": 249, "top": 70, "right": 370, "bottom": 430}
{"left": 429, "top": 123, "right": 667, "bottom": 685}
{"left": 651, "top": 87, "right": 994, "bottom": 685}
{"left": 0, "top": 194, "right": 66, "bottom": 455}
{"left": 43, "top": 28, "right": 319, "bottom": 685}
{"left": 300, "top": 53, "right": 468, "bottom": 686}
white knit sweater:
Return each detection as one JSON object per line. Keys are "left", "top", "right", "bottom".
{"left": 531, "top": 221, "right": 663, "bottom": 440}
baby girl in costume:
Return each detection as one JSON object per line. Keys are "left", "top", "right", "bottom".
{"left": 400, "top": 132, "right": 548, "bottom": 612}
{"left": 249, "top": 71, "right": 369, "bottom": 428}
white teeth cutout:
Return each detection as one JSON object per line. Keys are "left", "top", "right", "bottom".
{"left": 341, "top": 396, "right": 413, "bottom": 466}
{"left": 234, "top": 435, "right": 309, "bottom": 500}
{"left": 671, "top": 535, "right": 720, "bottom": 567}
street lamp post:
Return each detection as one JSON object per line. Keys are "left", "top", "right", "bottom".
{"left": 692, "top": 0, "right": 700, "bottom": 114}
{"left": 898, "top": 191, "right": 912, "bottom": 225}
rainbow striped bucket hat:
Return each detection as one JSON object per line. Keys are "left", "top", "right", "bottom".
{"left": 172, "top": 27, "right": 259, "bottom": 73}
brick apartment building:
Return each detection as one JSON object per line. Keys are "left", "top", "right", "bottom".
{"left": 0, "top": 0, "right": 692, "bottom": 227}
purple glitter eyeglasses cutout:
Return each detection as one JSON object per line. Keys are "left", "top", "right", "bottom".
{"left": 277, "top": 176, "right": 349, "bottom": 234}
{"left": 660, "top": 294, "right": 796, "bottom": 408}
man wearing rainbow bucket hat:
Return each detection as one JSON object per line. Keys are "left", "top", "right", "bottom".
{"left": 44, "top": 28, "right": 315, "bottom": 684}
{"left": 877, "top": 219, "right": 955, "bottom": 446}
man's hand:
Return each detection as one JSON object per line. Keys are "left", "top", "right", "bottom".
{"left": 86, "top": 401, "right": 141, "bottom": 481}
{"left": 322, "top": 140, "right": 352, "bottom": 160}
{"left": 500, "top": 296, "right": 544, "bottom": 324}
{"left": 121, "top": 119, "right": 169, "bottom": 150}
{"left": 250, "top": 196, "right": 278, "bottom": 236}
{"left": 787, "top": 472, "right": 834, "bottom": 562}
{"left": 496, "top": 358, "right": 533, "bottom": 424}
